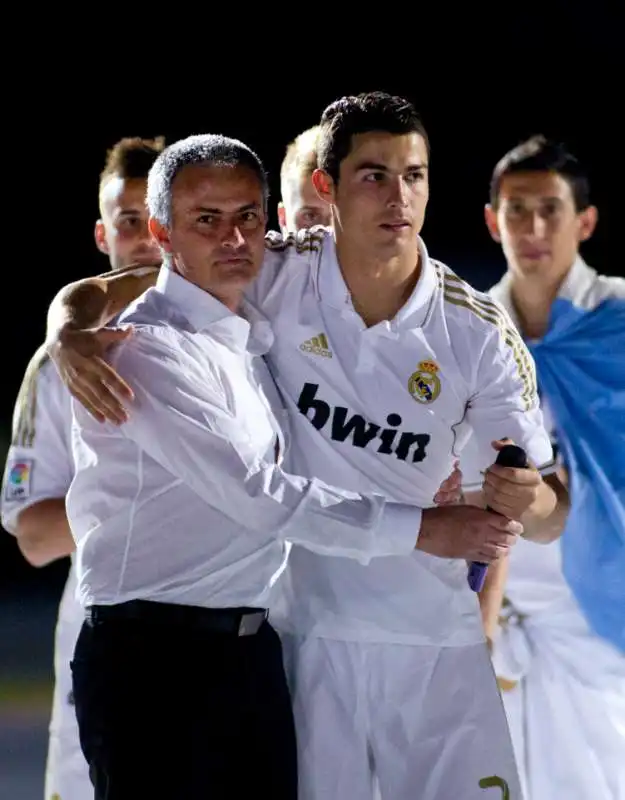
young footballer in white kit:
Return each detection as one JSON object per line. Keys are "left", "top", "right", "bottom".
{"left": 1, "top": 136, "right": 164, "bottom": 799}
{"left": 44, "top": 93, "right": 560, "bottom": 800}
{"left": 464, "top": 135, "right": 625, "bottom": 800}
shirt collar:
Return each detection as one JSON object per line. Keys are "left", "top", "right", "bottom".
{"left": 317, "top": 233, "right": 438, "bottom": 331}
{"left": 154, "top": 265, "right": 273, "bottom": 355}
{"left": 557, "top": 255, "right": 597, "bottom": 304}
{"left": 489, "top": 255, "right": 597, "bottom": 328}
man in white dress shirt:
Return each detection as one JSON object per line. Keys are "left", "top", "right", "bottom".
{"left": 44, "top": 94, "right": 559, "bottom": 800}
{"left": 464, "top": 135, "right": 625, "bottom": 800}
{"left": 1, "top": 136, "right": 164, "bottom": 800}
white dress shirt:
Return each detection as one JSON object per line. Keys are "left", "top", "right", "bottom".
{"left": 66, "top": 266, "right": 420, "bottom": 610}
{"left": 243, "top": 228, "right": 554, "bottom": 645}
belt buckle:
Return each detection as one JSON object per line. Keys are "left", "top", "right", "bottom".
{"left": 238, "top": 611, "right": 265, "bottom": 636}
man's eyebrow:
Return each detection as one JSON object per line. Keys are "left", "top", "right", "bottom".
{"left": 190, "top": 202, "right": 260, "bottom": 214}
{"left": 354, "top": 160, "right": 428, "bottom": 172}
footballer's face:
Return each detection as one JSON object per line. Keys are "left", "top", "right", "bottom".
{"left": 279, "top": 170, "right": 331, "bottom": 233}
{"left": 95, "top": 176, "right": 161, "bottom": 270}
{"left": 484, "top": 170, "right": 597, "bottom": 285}
{"left": 313, "top": 131, "right": 429, "bottom": 260}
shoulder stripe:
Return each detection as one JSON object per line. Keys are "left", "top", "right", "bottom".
{"left": 264, "top": 227, "right": 325, "bottom": 254}
{"left": 440, "top": 268, "right": 537, "bottom": 410}
{"left": 12, "top": 345, "right": 51, "bottom": 448}
{"left": 443, "top": 270, "right": 508, "bottom": 314}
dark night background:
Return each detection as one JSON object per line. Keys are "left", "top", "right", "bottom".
{"left": 0, "top": 13, "right": 622, "bottom": 793}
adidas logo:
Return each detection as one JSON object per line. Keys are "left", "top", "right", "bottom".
{"left": 299, "top": 333, "right": 332, "bottom": 358}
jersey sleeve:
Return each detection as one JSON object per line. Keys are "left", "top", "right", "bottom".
{"left": 461, "top": 309, "right": 555, "bottom": 486}
{"left": 1, "top": 348, "right": 74, "bottom": 534}
{"left": 244, "top": 227, "right": 327, "bottom": 311}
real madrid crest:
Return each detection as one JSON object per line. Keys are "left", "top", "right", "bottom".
{"left": 408, "top": 359, "right": 441, "bottom": 404}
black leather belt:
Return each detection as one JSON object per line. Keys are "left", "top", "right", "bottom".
{"left": 85, "top": 599, "right": 268, "bottom": 637}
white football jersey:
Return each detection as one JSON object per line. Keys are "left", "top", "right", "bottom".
{"left": 1, "top": 349, "right": 81, "bottom": 732}
{"left": 247, "top": 227, "right": 554, "bottom": 645}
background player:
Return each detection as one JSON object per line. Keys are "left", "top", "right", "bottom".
{"left": 464, "top": 135, "right": 625, "bottom": 799}
{"left": 1, "top": 136, "right": 164, "bottom": 799}
{"left": 278, "top": 126, "right": 331, "bottom": 233}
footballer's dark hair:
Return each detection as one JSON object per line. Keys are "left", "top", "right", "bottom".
{"left": 317, "top": 92, "right": 429, "bottom": 183}
{"left": 99, "top": 136, "right": 166, "bottom": 188}
{"left": 490, "top": 135, "right": 590, "bottom": 211}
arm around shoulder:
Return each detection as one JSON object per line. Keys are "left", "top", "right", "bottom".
{"left": 109, "top": 328, "right": 422, "bottom": 564}
{"left": 46, "top": 264, "right": 159, "bottom": 339}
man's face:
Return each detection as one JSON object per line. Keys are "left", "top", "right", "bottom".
{"left": 279, "top": 171, "right": 331, "bottom": 232}
{"left": 95, "top": 176, "right": 161, "bottom": 270}
{"left": 150, "top": 162, "right": 267, "bottom": 298}
{"left": 485, "top": 171, "right": 597, "bottom": 283}
{"left": 314, "top": 131, "right": 429, "bottom": 259}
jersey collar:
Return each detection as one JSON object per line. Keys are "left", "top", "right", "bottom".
{"left": 489, "top": 255, "right": 597, "bottom": 328}
{"left": 317, "top": 232, "right": 438, "bottom": 332}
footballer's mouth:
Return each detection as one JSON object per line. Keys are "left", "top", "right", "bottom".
{"left": 379, "top": 219, "right": 412, "bottom": 232}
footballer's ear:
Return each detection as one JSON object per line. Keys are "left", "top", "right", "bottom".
{"left": 277, "top": 202, "right": 287, "bottom": 232}
{"left": 312, "top": 168, "right": 336, "bottom": 205}
{"left": 484, "top": 204, "right": 501, "bottom": 243}
{"left": 94, "top": 220, "right": 109, "bottom": 254}
{"left": 578, "top": 204, "right": 598, "bottom": 243}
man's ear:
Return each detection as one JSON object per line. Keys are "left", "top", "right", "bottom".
{"left": 94, "top": 220, "right": 109, "bottom": 254}
{"left": 148, "top": 218, "right": 172, "bottom": 253}
{"left": 484, "top": 204, "right": 501, "bottom": 243}
{"left": 578, "top": 205, "right": 598, "bottom": 243}
{"left": 312, "top": 168, "right": 335, "bottom": 205}
{"left": 277, "top": 202, "right": 287, "bottom": 232}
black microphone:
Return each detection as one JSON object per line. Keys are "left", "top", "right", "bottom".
{"left": 467, "top": 443, "right": 528, "bottom": 592}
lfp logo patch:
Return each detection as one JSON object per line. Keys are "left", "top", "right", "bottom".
{"left": 4, "top": 458, "right": 33, "bottom": 501}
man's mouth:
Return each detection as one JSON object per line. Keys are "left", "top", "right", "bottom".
{"left": 519, "top": 248, "right": 550, "bottom": 260}
{"left": 132, "top": 250, "right": 161, "bottom": 265}
{"left": 380, "top": 221, "right": 411, "bottom": 232}
{"left": 218, "top": 256, "right": 252, "bottom": 266}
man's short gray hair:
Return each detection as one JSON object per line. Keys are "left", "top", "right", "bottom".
{"left": 146, "top": 133, "right": 269, "bottom": 226}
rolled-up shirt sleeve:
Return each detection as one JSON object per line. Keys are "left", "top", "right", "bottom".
{"left": 108, "top": 330, "right": 420, "bottom": 564}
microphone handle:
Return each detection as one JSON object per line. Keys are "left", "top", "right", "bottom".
{"left": 467, "top": 444, "right": 528, "bottom": 593}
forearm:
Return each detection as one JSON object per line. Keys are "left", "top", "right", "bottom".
{"left": 521, "top": 474, "right": 569, "bottom": 543}
{"left": 479, "top": 555, "right": 509, "bottom": 644}
{"left": 15, "top": 498, "right": 74, "bottom": 567}
{"left": 464, "top": 492, "right": 512, "bottom": 639}
{"left": 46, "top": 265, "right": 159, "bottom": 336}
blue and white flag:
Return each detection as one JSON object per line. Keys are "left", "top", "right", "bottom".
{"left": 528, "top": 296, "right": 625, "bottom": 653}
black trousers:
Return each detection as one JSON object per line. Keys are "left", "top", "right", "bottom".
{"left": 71, "top": 601, "right": 298, "bottom": 799}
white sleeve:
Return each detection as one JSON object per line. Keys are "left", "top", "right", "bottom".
{"left": 107, "top": 331, "right": 419, "bottom": 563}
{"left": 1, "top": 350, "right": 73, "bottom": 534}
{"left": 462, "top": 320, "right": 555, "bottom": 483}
{"left": 244, "top": 228, "right": 326, "bottom": 310}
